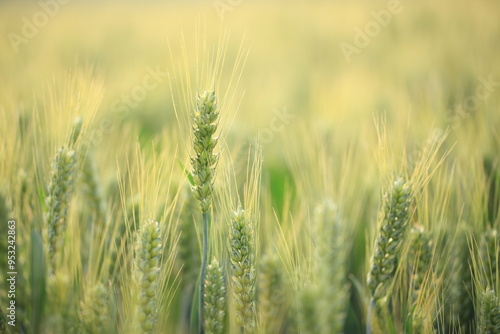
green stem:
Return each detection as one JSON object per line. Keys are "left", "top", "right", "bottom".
{"left": 367, "top": 298, "right": 374, "bottom": 334}
{"left": 199, "top": 212, "right": 209, "bottom": 334}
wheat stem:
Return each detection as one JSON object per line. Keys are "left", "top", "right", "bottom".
{"left": 199, "top": 212, "right": 209, "bottom": 334}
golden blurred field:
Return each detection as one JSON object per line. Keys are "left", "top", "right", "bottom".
{"left": 0, "top": 0, "right": 499, "bottom": 333}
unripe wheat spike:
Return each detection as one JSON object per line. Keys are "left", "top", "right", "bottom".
{"left": 203, "top": 258, "right": 226, "bottom": 334}
{"left": 134, "top": 219, "right": 162, "bottom": 334}
{"left": 191, "top": 90, "right": 219, "bottom": 215}
{"left": 228, "top": 207, "right": 256, "bottom": 334}
{"left": 479, "top": 289, "right": 500, "bottom": 334}
{"left": 368, "top": 177, "right": 412, "bottom": 300}
{"left": 45, "top": 146, "right": 77, "bottom": 270}
{"left": 79, "top": 283, "right": 111, "bottom": 334}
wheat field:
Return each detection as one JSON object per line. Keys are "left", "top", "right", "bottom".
{"left": 0, "top": 0, "right": 499, "bottom": 333}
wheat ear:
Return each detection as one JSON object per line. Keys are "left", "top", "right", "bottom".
{"left": 81, "top": 154, "right": 106, "bottom": 221}
{"left": 479, "top": 289, "right": 500, "bottom": 334}
{"left": 45, "top": 147, "right": 77, "bottom": 270}
{"left": 190, "top": 90, "right": 219, "bottom": 333}
{"left": 366, "top": 178, "right": 411, "bottom": 334}
{"left": 79, "top": 283, "right": 111, "bottom": 334}
{"left": 191, "top": 90, "right": 219, "bottom": 214}
{"left": 45, "top": 118, "right": 82, "bottom": 270}
{"left": 314, "top": 201, "right": 349, "bottom": 334}
{"left": 480, "top": 228, "right": 499, "bottom": 288}
{"left": 368, "top": 178, "right": 412, "bottom": 300}
{"left": 408, "top": 225, "right": 433, "bottom": 297}
{"left": 228, "top": 207, "right": 256, "bottom": 333}
{"left": 258, "top": 253, "right": 286, "bottom": 333}
{"left": 134, "top": 219, "right": 162, "bottom": 333}
{"left": 203, "top": 257, "right": 226, "bottom": 334}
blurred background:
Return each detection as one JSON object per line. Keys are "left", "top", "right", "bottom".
{"left": 1, "top": 0, "right": 498, "bottom": 207}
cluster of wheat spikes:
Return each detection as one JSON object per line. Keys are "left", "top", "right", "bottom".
{"left": 0, "top": 33, "right": 499, "bottom": 334}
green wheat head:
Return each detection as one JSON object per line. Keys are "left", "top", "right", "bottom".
{"left": 78, "top": 283, "right": 111, "bottom": 334}
{"left": 368, "top": 177, "right": 412, "bottom": 300}
{"left": 228, "top": 207, "right": 256, "bottom": 333}
{"left": 408, "top": 225, "right": 433, "bottom": 295}
{"left": 191, "top": 90, "right": 219, "bottom": 214}
{"left": 258, "top": 252, "right": 286, "bottom": 333}
{"left": 45, "top": 146, "right": 77, "bottom": 269}
{"left": 447, "top": 230, "right": 475, "bottom": 332}
{"left": 45, "top": 118, "right": 83, "bottom": 270}
{"left": 480, "top": 228, "right": 499, "bottom": 288}
{"left": 81, "top": 154, "right": 106, "bottom": 221}
{"left": 134, "top": 219, "right": 162, "bottom": 333}
{"left": 314, "top": 200, "right": 349, "bottom": 333}
{"left": 479, "top": 289, "right": 500, "bottom": 334}
{"left": 203, "top": 257, "right": 226, "bottom": 334}
{"left": 297, "top": 284, "right": 321, "bottom": 334}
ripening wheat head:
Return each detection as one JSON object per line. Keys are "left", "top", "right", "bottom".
{"left": 228, "top": 207, "right": 256, "bottom": 333}
{"left": 191, "top": 90, "right": 219, "bottom": 214}
{"left": 79, "top": 283, "right": 111, "bottom": 334}
{"left": 479, "top": 289, "right": 500, "bottom": 334}
{"left": 45, "top": 118, "right": 83, "bottom": 270}
{"left": 408, "top": 225, "right": 433, "bottom": 295}
{"left": 368, "top": 177, "right": 412, "bottom": 300}
{"left": 480, "top": 228, "right": 499, "bottom": 288}
{"left": 134, "top": 219, "right": 162, "bottom": 334}
{"left": 314, "top": 200, "right": 349, "bottom": 334}
{"left": 203, "top": 257, "right": 227, "bottom": 334}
